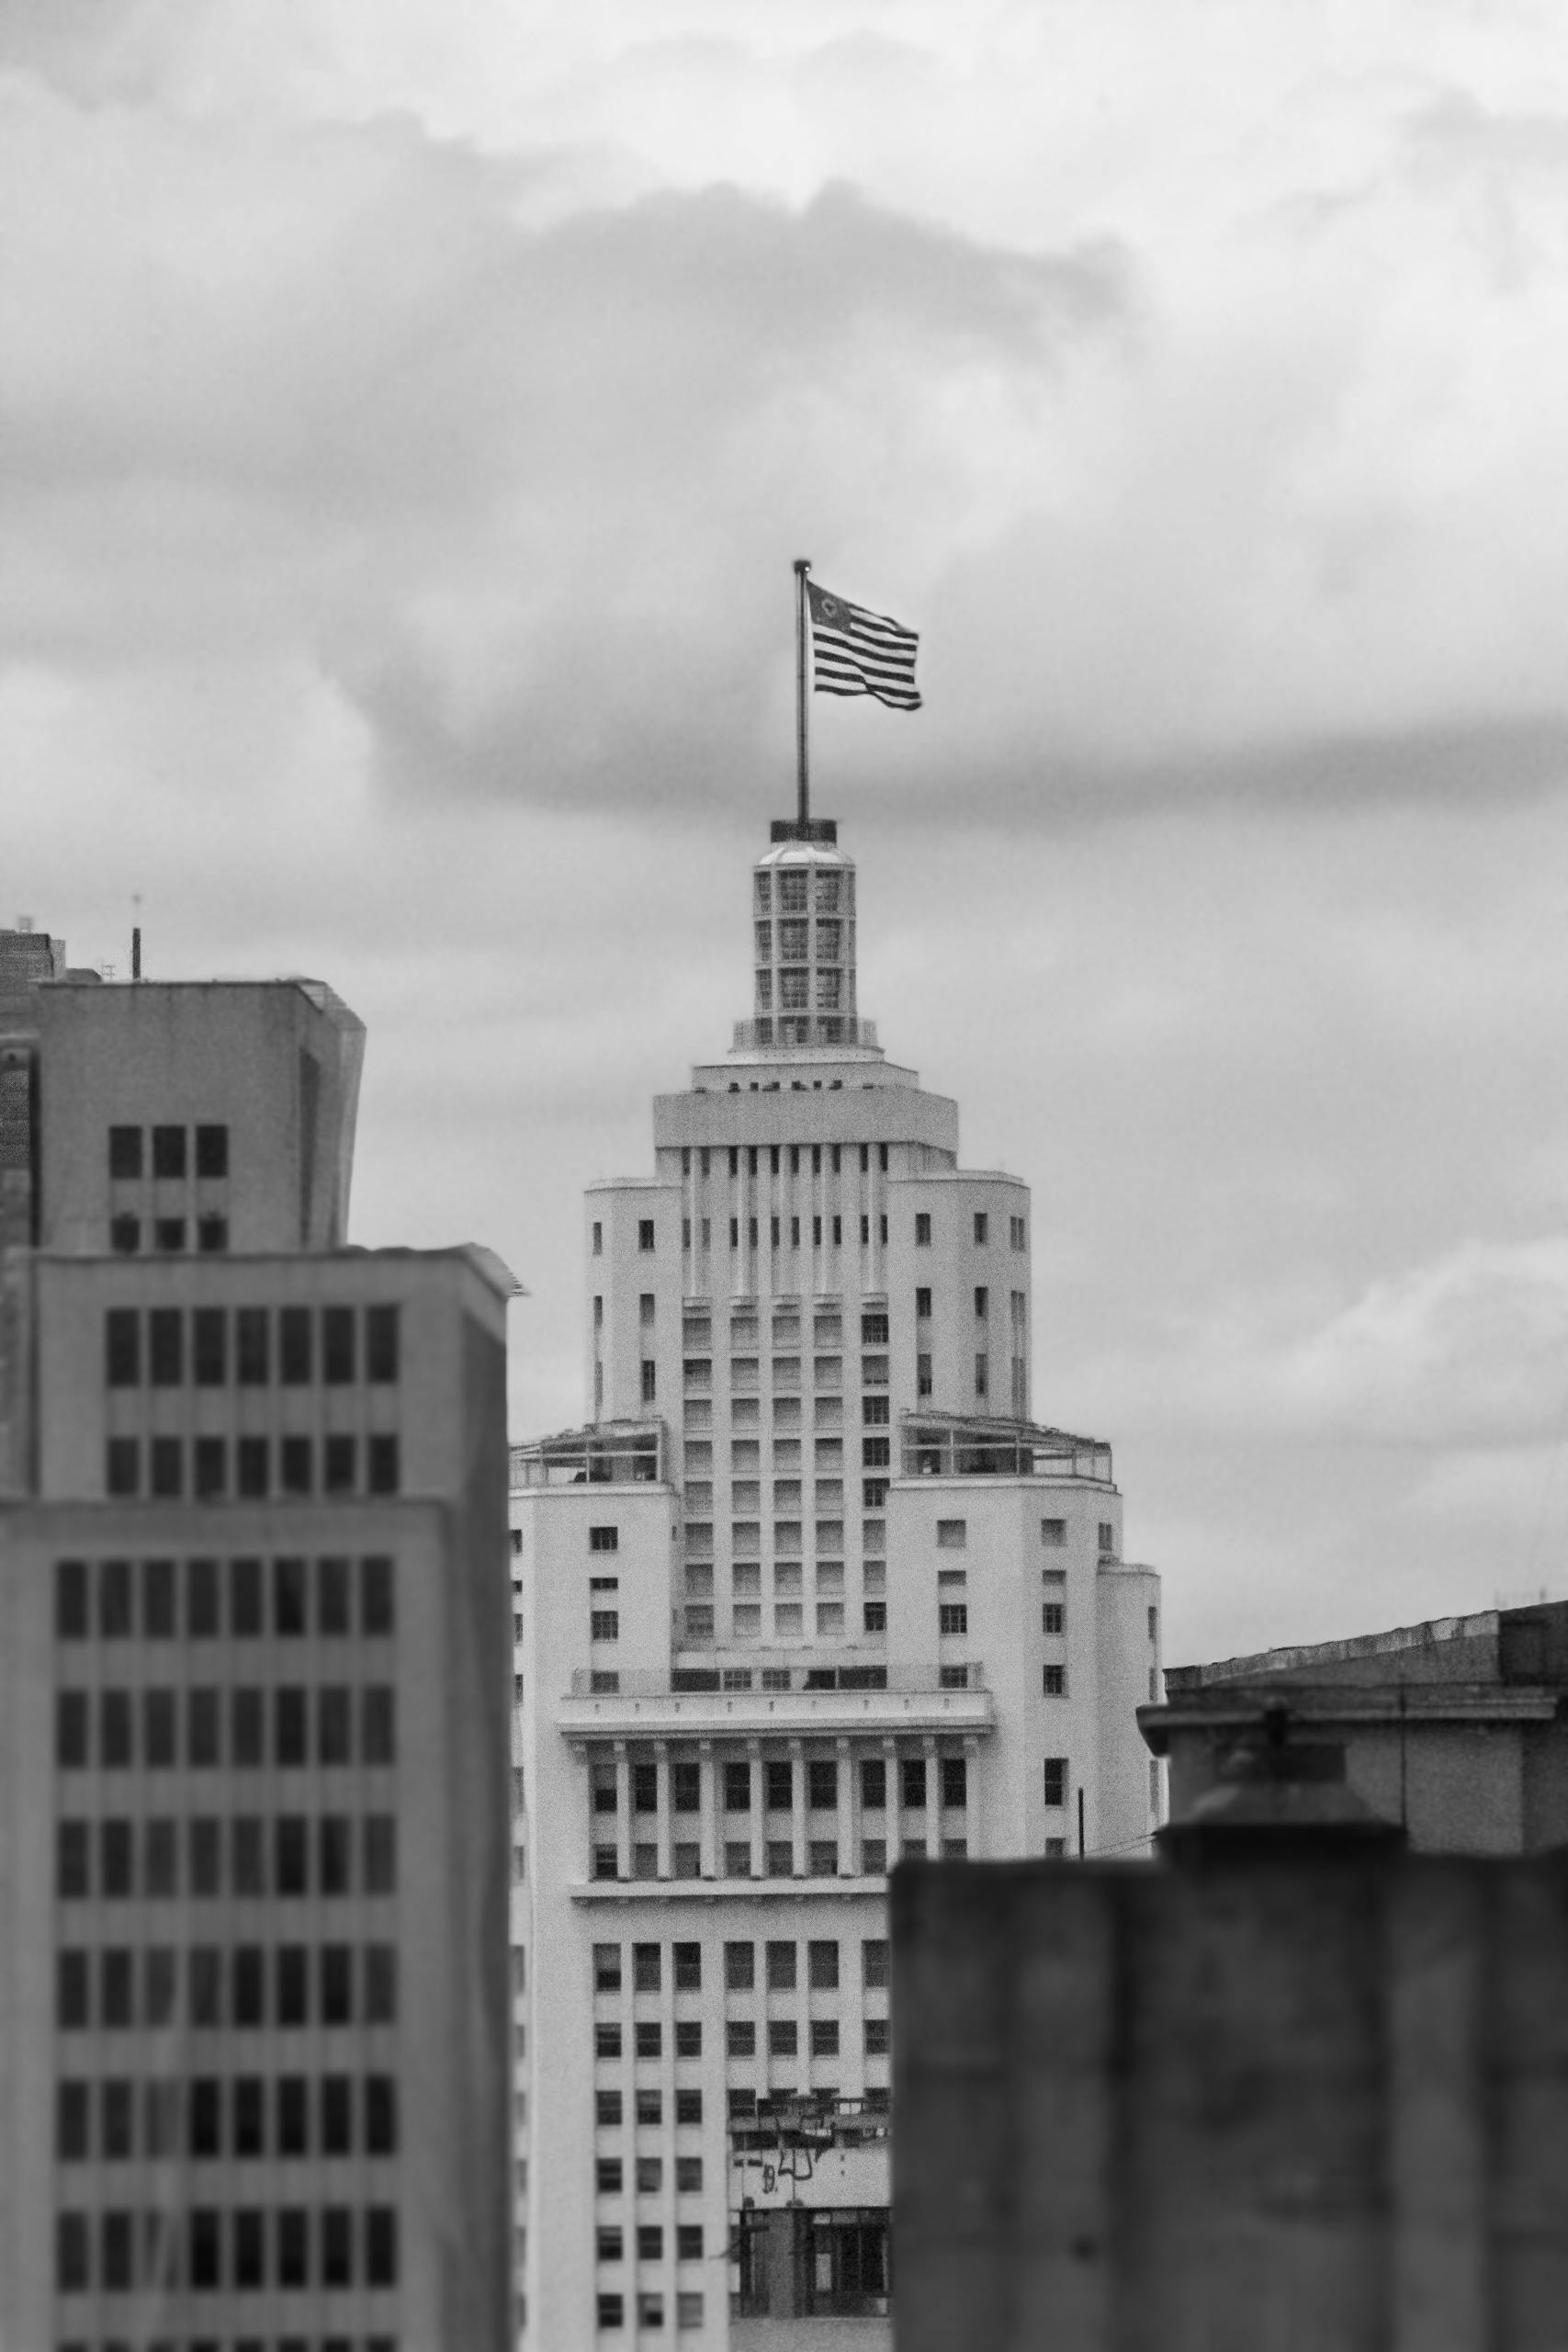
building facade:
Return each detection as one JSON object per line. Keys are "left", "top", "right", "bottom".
{"left": 510, "top": 821, "right": 1164, "bottom": 2348}
{"left": 0, "top": 953, "right": 517, "bottom": 2352}
{"left": 1142, "top": 1599, "right": 1568, "bottom": 1852}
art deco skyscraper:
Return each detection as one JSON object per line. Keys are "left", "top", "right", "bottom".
{"left": 510, "top": 817, "right": 1163, "bottom": 2349}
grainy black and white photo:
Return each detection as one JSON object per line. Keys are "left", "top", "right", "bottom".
{"left": 6, "top": 4, "right": 1568, "bottom": 2346}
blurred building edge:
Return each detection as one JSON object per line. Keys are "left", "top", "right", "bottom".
{"left": 890, "top": 1737, "right": 1568, "bottom": 2352}
{"left": 1142, "top": 1600, "right": 1568, "bottom": 1852}
{"left": 0, "top": 928, "right": 519, "bottom": 2351}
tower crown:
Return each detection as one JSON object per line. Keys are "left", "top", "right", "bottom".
{"left": 735, "top": 817, "right": 879, "bottom": 1056}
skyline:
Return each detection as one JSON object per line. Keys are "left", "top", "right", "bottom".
{"left": 10, "top": 0, "right": 1568, "bottom": 1667}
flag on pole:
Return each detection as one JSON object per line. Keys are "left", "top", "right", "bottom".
{"left": 806, "top": 579, "right": 921, "bottom": 710}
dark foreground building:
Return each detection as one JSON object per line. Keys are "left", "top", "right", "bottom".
{"left": 892, "top": 1819, "right": 1568, "bottom": 2352}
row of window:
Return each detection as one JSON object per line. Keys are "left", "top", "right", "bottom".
{"left": 681, "top": 1600, "right": 883, "bottom": 1640}
{"left": 683, "top": 1142, "right": 884, "bottom": 1180}
{"left": 600, "top": 1210, "right": 1027, "bottom": 1254}
{"left": 56, "top": 1816, "right": 398, "bottom": 1903}
{"left": 60, "top": 2338, "right": 391, "bottom": 2352}
{"left": 599, "top": 2222, "right": 705, "bottom": 2261}
{"left": 685, "top": 1363, "right": 884, "bottom": 1405}
{"left": 592, "top": 1757, "right": 964, "bottom": 1813}
{"left": 57, "top": 2074, "right": 398, "bottom": 2162}
{"left": 593, "top": 1837, "right": 963, "bottom": 1882}
{"left": 595, "top": 2017, "right": 890, "bottom": 2064}
{"left": 752, "top": 917, "right": 847, "bottom": 961}
{"left": 109, "top": 1213, "right": 230, "bottom": 1256}
{"left": 582, "top": 1664, "right": 973, "bottom": 1695}
{"left": 597, "top": 2289, "right": 705, "bottom": 2330}
{"left": 103, "top": 1433, "right": 401, "bottom": 1503}
{"left": 592, "top": 1939, "right": 887, "bottom": 1994}
{"left": 682, "top": 1215, "right": 892, "bottom": 1252}
{"left": 105, "top": 1305, "right": 400, "bottom": 1389}
{"left": 595, "top": 2087, "right": 705, "bottom": 2126}
{"left": 57, "top": 1554, "right": 396, "bottom": 1643}
{"left": 755, "top": 869, "right": 845, "bottom": 913}
{"left": 594, "top": 2156, "right": 703, "bottom": 2196}
{"left": 57, "top": 1686, "right": 396, "bottom": 1772}
{"left": 108, "top": 1124, "right": 230, "bottom": 1181}
{"left": 58, "top": 1943, "right": 399, "bottom": 2031}
{"left": 56, "top": 2205, "right": 398, "bottom": 2293}
{"left": 680, "top": 1310, "right": 886, "bottom": 1346}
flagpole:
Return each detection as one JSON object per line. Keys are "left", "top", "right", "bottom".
{"left": 794, "top": 557, "right": 811, "bottom": 829}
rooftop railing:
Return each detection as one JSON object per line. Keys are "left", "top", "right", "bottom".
{"left": 899, "top": 1410, "right": 1113, "bottom": 1485}
{"left": 511, "top": 1419, "right": 664, "bottom": 1489}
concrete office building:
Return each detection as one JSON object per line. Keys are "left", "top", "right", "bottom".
{"left": 0, "top": 950, "right": 517, "bottom": 2352}
{"left": 510, "top": 820, "right": 1163, "bottom": 2348}
{"left": 1142, "top": 1599, "right": 1568, "bottom": 1852}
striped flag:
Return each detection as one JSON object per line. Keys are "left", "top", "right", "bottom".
{"left": 807, "top": 580, "right": 921, "bottom": 710}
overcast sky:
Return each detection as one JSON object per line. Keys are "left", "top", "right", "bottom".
{"left": 10, "top": 0, "right": 1568, "bottom": 1665}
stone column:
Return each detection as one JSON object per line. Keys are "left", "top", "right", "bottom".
{"left": 883, "top": 1737, "right": 901, "bottom": 1869}
{"left": 698, "top": 1738, "right": 716, "bottom": 1879}
{"left": 655, "top": 1738, "right": 672, "bottom": 1878}
{"left": 748, "top": 1737, "right": 764, "bottom": 1878}
{"left": 614, "top": 1740, "right": 631, "bottom": 1880}
{"left": 790, "top": 1737, "right": 807, "bottom": 1877}
{"left": 836, "top": 1736, "right": 855, "bottom": 1876}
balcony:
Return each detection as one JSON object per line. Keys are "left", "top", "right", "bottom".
{"left": 559, "top": 1661, "right": 994, "bottom": 1739}
{"left": 899, "top": 1410, "right": 1114, "bottom": 1486}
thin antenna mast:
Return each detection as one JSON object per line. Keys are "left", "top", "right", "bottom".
{"left": 794, "top": 558, "right": 811, "bottom": 829}
{"left": 131, "top": 893, "right": 142, "bottom": 982}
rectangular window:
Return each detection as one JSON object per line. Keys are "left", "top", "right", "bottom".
{"left": 194, "top": 1122, "right": 229, "bottom": 1178}
{"left": 236, "top": 1306, "right": 269, "bottom": 1383}
{"left": 358, "top": 1555, "right": 395, "bottom": 1636}
{"left": 592, "top": 1222, "right": 604, "bottom": 1256}
{"left": 365, "top": 1815, "right": 397, "bottom": 1894}
{"left": 673, "top": 1940, "right": 702, "bottom": 1991}
{"left": 915, "top": 1212, "right": 931, "bottom": 1246}
{"left": 591, "top": 1611, "right": 620, "bottom": 1642}
{"left": 322, "top": 1305, "right": 355, "bottom": 1383}
{"left": 807, "top": 1938, "right": 840, "bottom": 1990}
{"left": 765, "top": 1939, "right": 796, "bottom": 1991}
{"left": 942, "top": 1755, "right": 968, "bottom": 1807}
{"left": 810, "top": 2018, "right": 840, "bottom": 2056}
{"left": 1043, "top": 1602, "right": 1065, "bottom": 1634}
{"left": 152, "top": 1124, "right": 186, "bottom": 1179}
{"left": 367, "top": 1433, "right": 400, "bottom": 1494}
{"left": 768, "top": 2019, "right": 797, "bottom": 2057}
{"left": 1043, "top": 1757, "right": 1068, "bottom": 1807}
{"left": 974, "top": 1212, "right": 988, "bottom": 1244}
{"left": 638, "top": 1220, "right": 655, "bottom": 1252}
{"left": 633, "top": 1942, "right": 661, "bottom": 1993}
{"left": 108, "top": 1124, "right": 142, "bottom": 1179}
{"left": 939, "top": 1602, "right": 968, "bottom": 1635}
{"left": 367, "top": 1303, "right": 400, "bottom": 1382}
{"left": 594, "top": 1942, "right": 623, "bottom": 1992}
{"left": 105, "top": 1308, "right": 140, "bottom": 1386}
{"left": 724, "top": 1761, "right": 751, "bottom": 1811}
{"left": 590, "top": 1525, "right": 619, "bottom": 1553}
{"left": 724, "top": 1939, "right": 755, "bottom": 1990}
{"left": 279, "top": 1435, "right": 312, "bottom": 1494}
{"left": 279, "top": 1306, "right": 312, "bottom": 1384}
{"left": 901, "top": 1757, "right": 927, "bottom": 1811}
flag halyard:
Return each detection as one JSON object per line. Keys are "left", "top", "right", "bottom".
{"left": 806, "top": 579, "right": 921, "bottom": 710}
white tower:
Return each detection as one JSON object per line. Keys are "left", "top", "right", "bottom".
{"left": 510, "top": 815, "right": 1163, "bottom": 2350}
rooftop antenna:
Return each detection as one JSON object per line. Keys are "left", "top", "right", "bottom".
{"left": 131, "top": 894, "right": 141, "bottom": 982}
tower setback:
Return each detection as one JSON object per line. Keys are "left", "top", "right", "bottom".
{"left": 510, "top": 820, "right": 1164, "bottom": 2349}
